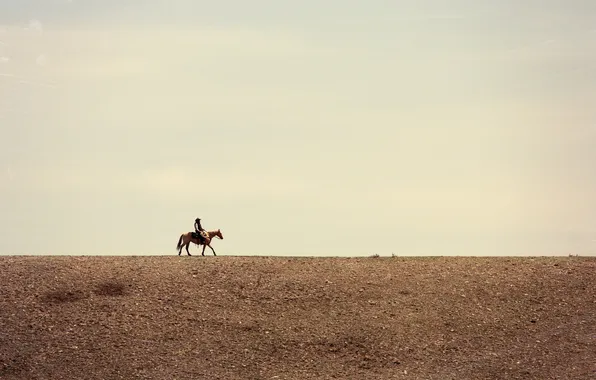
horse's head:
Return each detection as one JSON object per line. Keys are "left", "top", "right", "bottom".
{"left": 215, "top": 229, "right": 224, "bottom": 240}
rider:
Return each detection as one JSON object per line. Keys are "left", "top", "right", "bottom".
{"left": 194, "top": 218, "right": 205, "bottom": 243}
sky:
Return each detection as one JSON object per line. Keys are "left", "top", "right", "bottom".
{"left": 1, "top": 0, "right": 595, "bottom": 256}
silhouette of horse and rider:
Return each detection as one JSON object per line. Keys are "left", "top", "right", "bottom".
{"left": 176, "top": 217, "right": 224, "bottom": 256}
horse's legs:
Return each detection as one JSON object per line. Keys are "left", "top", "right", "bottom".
{"left": 201, "top": 244, "right": 206, "bottom": 256}
{"left": 185, "top": 241, "right": 192, "bottom": 256}
{"left": 207, "top": 244, "right": 217, "bottom": 256}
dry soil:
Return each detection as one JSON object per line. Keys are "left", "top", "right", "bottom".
{"left": 0, "top": 255, "right": 594, "bottom": 380}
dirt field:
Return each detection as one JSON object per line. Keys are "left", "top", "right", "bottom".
{"left": 0, "top": 255, "right": 594, "bottom": 380}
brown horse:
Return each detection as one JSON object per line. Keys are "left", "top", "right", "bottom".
{"left": 176, "top": 229, "right": 224, "bottom": 256}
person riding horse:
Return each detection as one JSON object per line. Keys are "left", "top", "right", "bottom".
{"left": 194, "top": 218, "right": 206, "bottom": 243}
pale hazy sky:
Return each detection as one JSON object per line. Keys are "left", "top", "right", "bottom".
{"left": 1, "top": 1, "right": 595, "bottom": 256}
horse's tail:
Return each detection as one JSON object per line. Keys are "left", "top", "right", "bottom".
{"left": 176, "top": 234, "right": 183, "bottom": 250}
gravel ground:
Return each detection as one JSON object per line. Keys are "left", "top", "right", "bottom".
{"left": 1, "top": 255, "right": 594, "bottom": 380}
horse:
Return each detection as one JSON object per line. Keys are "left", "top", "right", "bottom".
{"left": 176, "top": 229, "right": 224, "bottom": 256}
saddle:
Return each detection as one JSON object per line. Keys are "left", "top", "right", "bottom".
{"left": 192, "top": 231, "right": 207, "bottom": 241}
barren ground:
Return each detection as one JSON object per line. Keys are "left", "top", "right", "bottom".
{"left": 0, "top": 255, "right": 594, "bottom": 380}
